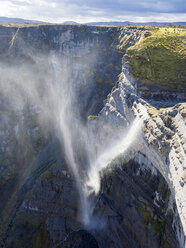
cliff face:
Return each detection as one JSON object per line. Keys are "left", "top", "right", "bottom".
{"left": 90, "top": 61, "right": 186, "bottom": 247}
{"left": 0, "top": 24, "right": 124, "bottom": 116}
{"left": 0, "top": 24, "right": 185, "bottom": 248}
{"left": 0, "top": 24, "right": 138, "bottom": 247}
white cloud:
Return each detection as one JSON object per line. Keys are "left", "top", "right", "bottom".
{"left": 0, "top": 0, "right": 185, "bottom": 23}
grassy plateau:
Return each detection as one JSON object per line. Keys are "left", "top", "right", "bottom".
{"left": 126, "top": 26, "right": 186, "bottom": 89}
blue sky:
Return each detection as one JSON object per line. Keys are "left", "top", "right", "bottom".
{"left": 0, "top": 0, "right": 186, "bottom": 23}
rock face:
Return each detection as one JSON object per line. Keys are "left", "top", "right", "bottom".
{"left": 0, "top": 24, "right": 124, "bottom": 117}
{"left": 0, "top": 24, "right": 185, "bottom": 248}
{"left": 0, "top": 24, "right": 124, "bottom": 247}
{"left": 85, "top": 60, "right": 185, "bottom": 247}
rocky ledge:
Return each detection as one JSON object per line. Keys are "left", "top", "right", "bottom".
{"left": 89, "top": 58, "right": 186, "bottom": 247}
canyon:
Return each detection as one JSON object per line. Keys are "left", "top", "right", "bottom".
{"left": 0, "top": 24, "right": 185, "bottom": 248}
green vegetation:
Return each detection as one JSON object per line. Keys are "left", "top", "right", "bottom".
{"left": 147, "top": 106, "right": 167, "bottom": 115}
{"left": 147, "top": 106, "right": 160, "bottom": 115}
{"left": 88, "top": 115, "right": 97, "bottom": 120}
{"left": 40, "top": 170, "right": 51, "bottom": 186}
{"left": 127, "top": 26, "right": 186, "bottom": 89}
{"left": 6, "top": 215, "right": 52, "bottom": 248}
{"left": 105, "top": 176, "right": 113, "bottom": 195}
{"left": 118, "top": 72, "right": 124, "bottom": 81}
{"left": 39, "top": 163, "right": 60, "bottom": 187}
{"left": 164, "top": 240, "right": 173, "bottom": 248}
{"left": 138, "top": 204, "right": 166, "bottom": 243}
{"left": 151, "top": 219, "right": 165, "bottom": 240}
{"left": 106, "top": 63, "right": 121, "bottom": 72}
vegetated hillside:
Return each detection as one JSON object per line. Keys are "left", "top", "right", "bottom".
{"left": 126, "top": 26, "right": 186, "bottom": 90}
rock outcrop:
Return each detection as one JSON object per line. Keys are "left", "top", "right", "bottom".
{"left": 88, "top": 59, "right": 186, "bottom": 247}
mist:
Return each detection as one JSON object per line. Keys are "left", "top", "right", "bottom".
{"left": 0, "top": 52, "right": 146, "bottom": 229}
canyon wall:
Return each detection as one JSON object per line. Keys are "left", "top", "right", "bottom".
{"left": 0, "top": 24, "right": 185, "bottom": 248}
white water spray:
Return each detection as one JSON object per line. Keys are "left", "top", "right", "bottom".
{"left": 0, "top": 53, "right": 147, "bottom": 229}
{"left": 81, "top": 115, "right": 146, "bottom": 227}
{"left": 86, "top": 117, "right": 144, "bottom": 195}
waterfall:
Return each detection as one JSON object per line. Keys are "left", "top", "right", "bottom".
{"left": 55, "top": 66, "right": 147, "bottom": 227}
{"left": 0, "top": 53, "right": 147, "bottom": 229}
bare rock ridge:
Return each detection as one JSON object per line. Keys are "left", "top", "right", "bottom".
{"left": 92, "top": 60, "right": 186, "bottom": 247}
{"left": 0, "top": 24, "right": 185, "bottom": 248}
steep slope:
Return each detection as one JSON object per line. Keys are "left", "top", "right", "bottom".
{"left": 88, "top": 59, "right": 185, "bottom": 247}
{"left": 0, "top": 24, "right": 140, "bottom": 247}
{"left": 0, "top": 24, "right": 185, "bottom": 248}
